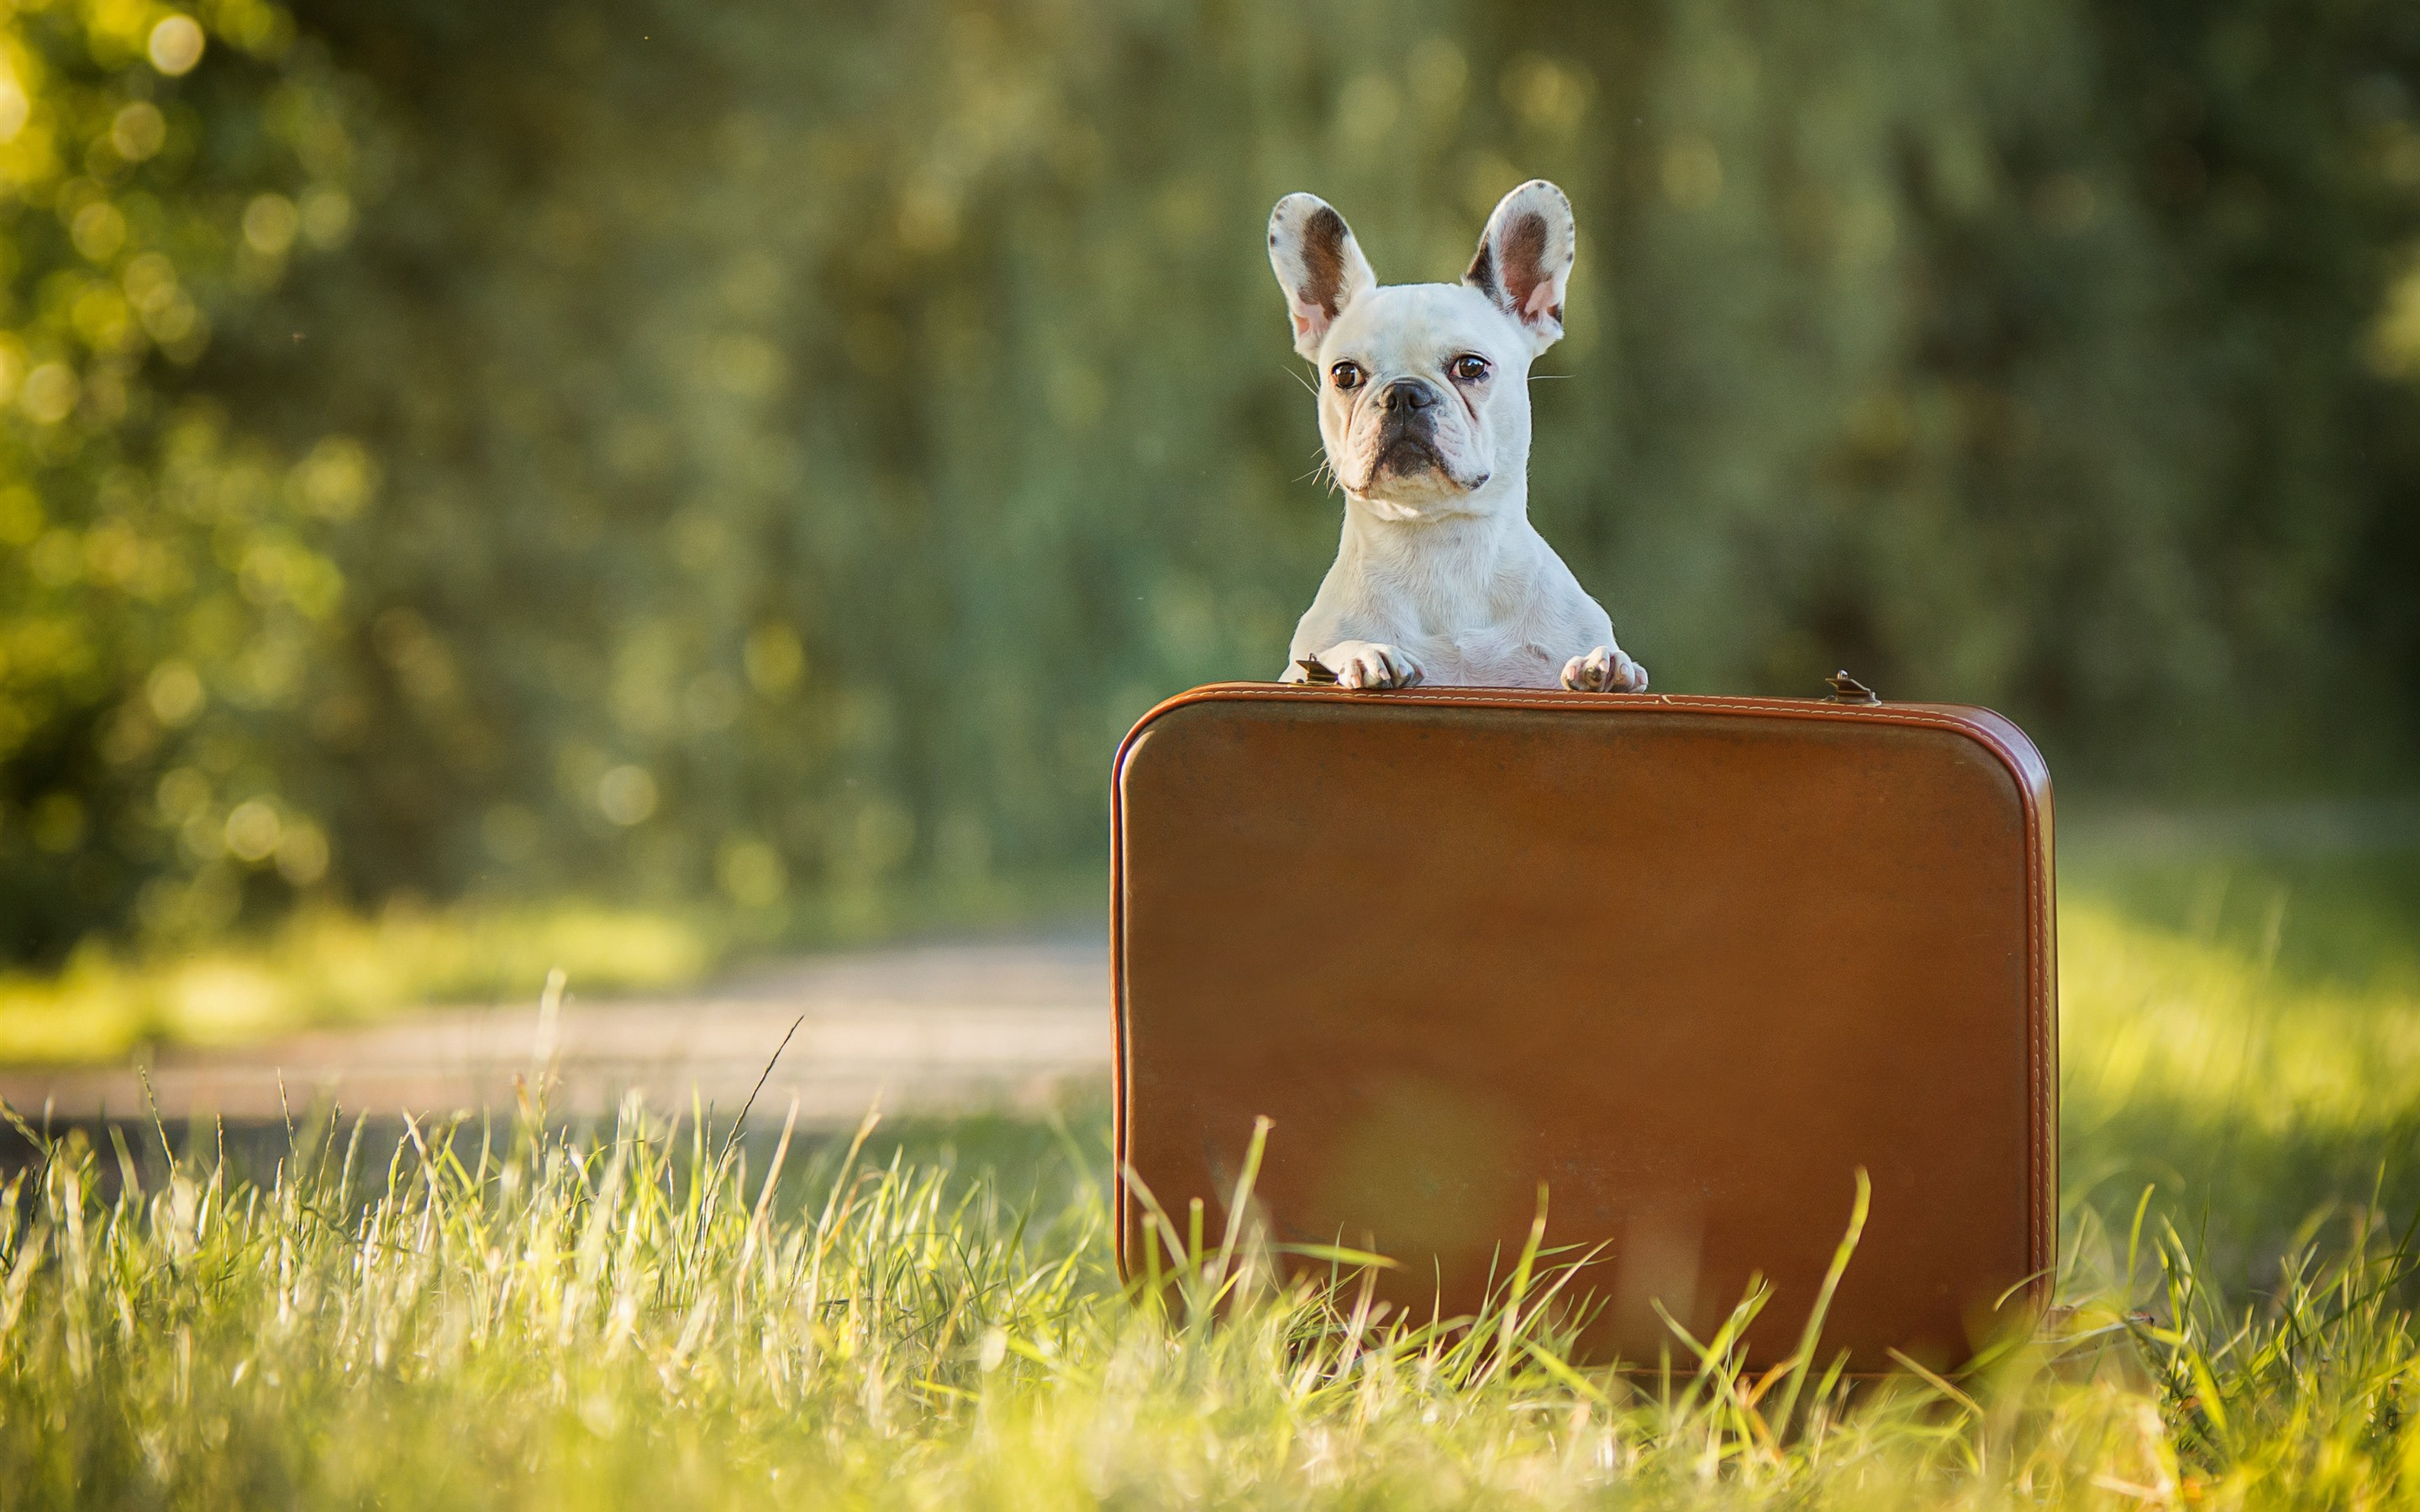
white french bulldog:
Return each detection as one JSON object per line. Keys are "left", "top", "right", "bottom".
{"left": 1269, "top": 180, "right": 1647, "bottom": 693}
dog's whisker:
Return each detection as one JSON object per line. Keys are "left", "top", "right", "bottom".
{"left": 1283, "top": 365, "right": 1319, "bottom": 396}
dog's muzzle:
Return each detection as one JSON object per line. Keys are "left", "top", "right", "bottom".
{"left": 1373, "top": 378, "right": 1446, "bottom": 478}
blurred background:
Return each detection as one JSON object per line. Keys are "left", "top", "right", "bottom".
{"left": 1, "top": 0, "right": 2417, "bottom": 1060}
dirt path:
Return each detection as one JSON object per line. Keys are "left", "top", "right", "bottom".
{"left": 0, "top": 937, "right": 1111, "bottom": 1128}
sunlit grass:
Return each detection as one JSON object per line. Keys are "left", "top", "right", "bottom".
{"left": 1, "top": 1072, "right": 2414, "bottom": 1507}
{"left": 2060, "top": 878, "right": 2420, "bottom": 1265}
{"left": 3, "top": 854, "right": 2417, "bottom": 1504}
{"left": 2065, "top": 904, "right": 2420, "bottom": 1139}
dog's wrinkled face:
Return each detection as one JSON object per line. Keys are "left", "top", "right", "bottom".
{"left": 1270, "top": 181, "right": 1577, "bottom": 519}
{"left": 1316, "top": 284, "right": 1523, "bottom": 508}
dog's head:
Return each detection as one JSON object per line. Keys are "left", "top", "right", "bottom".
{"left": 1268, "top": 181, "right": 1576, "bottom": 517}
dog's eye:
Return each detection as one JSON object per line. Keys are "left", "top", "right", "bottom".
{"left": 1449, "top": 354, "right": 1491, "bottom": 383}
{"left": 1328, "top": 361, "right": 1365, "bottom": 391}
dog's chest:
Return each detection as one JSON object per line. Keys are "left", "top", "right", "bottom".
{"left": 1413, "top": 628, "right": 1561, "bottom": 689}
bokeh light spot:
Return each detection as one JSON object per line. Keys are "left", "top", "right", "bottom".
{"left": 716, "top": 837, "right": 786, "bottom": 908}
{"left": 743, "top": 623, "right": 804, "bottom": 697}
{"left": 224, "top": 800, "right": 282, "bottom": 863}
{"left": 597, "top": 765, "right": 658, "bottom": 827}
{"left": 274, "top": 820, "right": 329, "bottom": 885}
{"left": 243, "top": 194, "right": 299, "bottom": 256}
{"left": 1661, "top": 138, "right": 1725, "bottom": 210}
{"left": 146, "top": 661, "right": 206, "bottom": 725}
{"left": 112, "top": 102, "right": 168, "bottom": 162}
{"left": 21, "top": 364, "right": 79, "bottom": 424}
{"left": 148, "top": 16, "right": 206, "bottom": 76}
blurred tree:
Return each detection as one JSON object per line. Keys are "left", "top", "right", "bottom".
{"left": 0, "top": 0, "right": 371, "bottom": 960}
{"left": 3, "top": 0, "right": 2417, "bottom": 963}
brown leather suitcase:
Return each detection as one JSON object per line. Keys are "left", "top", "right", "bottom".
{"left": 1111, "top": 681, "right": 2055, "bottom": 1370}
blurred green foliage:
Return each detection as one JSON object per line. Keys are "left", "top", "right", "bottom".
{"left": 0, "top": 0, "right": 369, "bottom": 958}
{"left": 3, "top": 0, "right": 2419, "bottom": 963}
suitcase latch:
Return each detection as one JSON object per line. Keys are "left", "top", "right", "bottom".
{"left": 1824, "top": 669, "right": 1880, "bottom": 704}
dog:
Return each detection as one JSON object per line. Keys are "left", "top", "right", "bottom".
{"left": 1268, "top": 180, "right": 1647, "bottom": 694}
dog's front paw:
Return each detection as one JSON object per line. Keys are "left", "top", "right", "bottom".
{"left": 1561, "top": 645, "right": 1649, "bottom": 693}
{"left": 1320, "top": 641, "right": 1424, "bottom": 690}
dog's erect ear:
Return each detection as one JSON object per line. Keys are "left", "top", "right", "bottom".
{"left": 1464, "top": 180, "right": 1576, "bottom": 352}
{"left": 1268, "top": 193, "right": 1377, "bottom": 360}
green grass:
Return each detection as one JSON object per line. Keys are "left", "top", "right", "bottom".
{"left": 2, "top": 1074, "right": 2414, "bottom": 1507}
{"left": 2060, "top": 839, "right": 2420, "bottom": 1273}
{"left": 2, "top": 847, "right": 2418, "bottom": 1506}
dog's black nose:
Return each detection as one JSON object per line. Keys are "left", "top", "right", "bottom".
{"left": 1379, "top": 378, "right": 1440, "bottom": 415}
